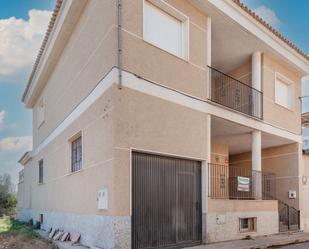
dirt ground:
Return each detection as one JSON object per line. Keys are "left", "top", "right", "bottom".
{"left": 0, "top": 217, "right": 54, "bottom": 249}
{"left": 0, "top": 233, "right": 54, "bottom": 249}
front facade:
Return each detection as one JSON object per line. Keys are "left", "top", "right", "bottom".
{"left": 17, "top": 0, "right": 309, "bottom": 248}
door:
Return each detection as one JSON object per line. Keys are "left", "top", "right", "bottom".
{"left": 132, "top": 152, "right": 202, "bottom": 249}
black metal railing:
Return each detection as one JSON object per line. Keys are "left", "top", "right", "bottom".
{"left": 208, "top": 66, "right": 263, "bottom": 119}
{"left": 278, "top": 200, "right": 300, "bottom": 232}
{"left": 208, "top": 163, "right": 276, "bottom": 200}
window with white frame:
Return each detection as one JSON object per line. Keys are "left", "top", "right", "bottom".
{"left": 143, "top": 0, "right": 188, "bottom": 59}
{"left": 37, "top": 98, "right": 45, "bottom": 127}
{"left": 275, "top": 73, "right": 294, "bottom": 109}
{"left": 239, "top": 217, "right": 256, "bottom": 233}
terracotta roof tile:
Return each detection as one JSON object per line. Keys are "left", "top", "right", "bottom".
{"left": 22, "top": 0, "right": 63, "bottom": 102}
{"left": 233, "top": 0, "right": 309, "bottom": 61}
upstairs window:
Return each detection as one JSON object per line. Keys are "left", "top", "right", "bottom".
{"left": 143, "top": 0, "right": 189, "bottom": 59}
{"left": 275, "top": 73, "right": 294, "bottom": 109}
{"left": 38, "top": 159, "right": 44, "bottom": 184}
{"left": 71, "top": 134, "right": 82, "bottom": 172}
{"left": 37, "top": 98, "right": 45, "bottom": 127}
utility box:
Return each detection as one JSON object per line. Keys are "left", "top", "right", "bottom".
{"left": 288, "top": 190, "right": 296, "bottom": 199}
{"left": 98, "top": 188, "right": 108, "bottom": 210}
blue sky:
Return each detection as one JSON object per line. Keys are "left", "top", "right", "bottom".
{"left": 0, "top": 0, "right": 308, "bottom": 185}
{"left": 0, "top": 0, "right": 55, "bottom": 185}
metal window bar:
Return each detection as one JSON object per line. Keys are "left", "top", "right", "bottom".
{"left": 208, "top": 66, "right": 263, "bottom": 119}
{"left": 208, "top": 163, "right": 276, "bottom": 200}
{"left": 71, "top": 136, "right": 82, "bottom": 172}
{"left": 39, "top": 160, "right": 44, "bottom": 184}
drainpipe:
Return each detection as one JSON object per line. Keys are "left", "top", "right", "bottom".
{"left": 117, "top": 0, "right": 123, "bottom": 89}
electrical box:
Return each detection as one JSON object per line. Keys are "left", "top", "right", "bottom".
{"left": 97, "top": 188, "right": 108, "bottom": 210}
{"left": 288, "top": 190, "right": 296, "bottom": 199}
{"left": 216, "top": 214, "right": 226, "bottom": 225}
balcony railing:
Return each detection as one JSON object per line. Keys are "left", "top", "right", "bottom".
{"left": 208, "top": 163, "right": 276, "bottom": 200}
{"left": 209, "top": 66, "right": 263, "bottom": 119}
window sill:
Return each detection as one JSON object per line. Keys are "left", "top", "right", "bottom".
{"left": 67, "top": 168, "right": 84, "bottom": 176}
{"left": 143, "top": 38, "right": 189, "bottom": 63}
{"left": 274, "top": 101, "right": 294, "bottom": 112}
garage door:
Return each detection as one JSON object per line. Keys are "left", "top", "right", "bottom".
{"left": 132, "top": 152, "right": 202, "bottom": 249}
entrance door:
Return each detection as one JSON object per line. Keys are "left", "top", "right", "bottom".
{"left": 132, "top": 152, "right": 202, "bottom": 249}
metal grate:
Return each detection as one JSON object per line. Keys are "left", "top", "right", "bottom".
{"left": 132, "top": 152, "right": 202, "bottom": 249}
{"left": 278, "top": 200, "right": 300, "bottom": 232}
{"left": 209, "top": 66, "right": 263, "bottom": 119}
{"left": 208, "top": 163, "right": 276, "bottom": 200}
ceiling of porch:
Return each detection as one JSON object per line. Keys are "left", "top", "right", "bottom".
{"left": 211, "top": 116, "right": 294, "bottom": 155}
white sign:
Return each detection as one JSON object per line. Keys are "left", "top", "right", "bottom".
{"left": 237, "top": 176, "right": 250, "bottom": 192}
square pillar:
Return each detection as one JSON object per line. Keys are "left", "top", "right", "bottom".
{"left": 252, "top": 130, "right": 262, "bottom": 199}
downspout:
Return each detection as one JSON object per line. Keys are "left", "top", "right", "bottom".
{"left": 117, "top": 0, "right": 123, "bottom": 89}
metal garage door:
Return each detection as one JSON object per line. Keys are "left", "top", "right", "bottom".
{"left": 132, "top": 152, "right": 202, "bottom": 249}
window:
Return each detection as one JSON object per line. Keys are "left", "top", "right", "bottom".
{"left": 239, "top": 217, "right": 256, "bottom": 233}
{"left": 37, "top": 98, "right": 45, "bottom": 127}
{"left": 39, "top": 214, "right": 44, "bottom": 224}
{"left": 38, "top": 159, "right": 43, "bottom": 184}
{"left": 19, "top": 170, "right": 24, "bottom": 183}
{"left": 143, "top": 0, "right": 188, "bottom": 59}
{"left": 275, "top": 73, "right": 294, "bottom": 109}
{"left": 71, "top": 135, "right": 82, "bottom": 172}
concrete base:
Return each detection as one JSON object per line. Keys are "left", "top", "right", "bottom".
{"left": 206, "top": 199, "right": 279, "bottom": 243}
{"left": 17, "top": 208, "right": 131, "bottom": 249}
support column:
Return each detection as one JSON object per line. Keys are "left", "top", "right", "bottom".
{"left": 252, "top": 130, "right": 262, "bottom": 199}
{"left": 202, "top": 114, "right": 211, "bottom": 243}
{"left": 252, "top": 52, "right": 262, "bottom": 117}
{"left": 206, "top": 17, "right": 211, "bottom": 100}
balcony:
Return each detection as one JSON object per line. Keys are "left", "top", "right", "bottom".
{"left": 208, "top": 163, "right": 276, "bottom": 200}
{"left": 209, "top": 66, "right": 263, "bottom": 119}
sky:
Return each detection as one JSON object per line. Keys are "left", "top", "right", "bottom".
{"left": 0, "top": 0, "right": 308, "bottom": 185}
{"left": 0, "top": 0, "right": 55, "bottom": 185}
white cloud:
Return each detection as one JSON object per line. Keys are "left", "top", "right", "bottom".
{"left": 254, "top": 5, "right": 281, "bottom": 29}
{"left": 0, "top": 110, "right": 7, "bottom": 130}
{"left": 0, "top": 9, "right": 51, "bottom": 83}
{"left": 0, "top": 136, "right": 32, "bottom": 152}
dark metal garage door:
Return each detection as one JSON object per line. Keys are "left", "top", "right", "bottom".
{"left": 132, "top": 152, "right": 202, "bottom": 249}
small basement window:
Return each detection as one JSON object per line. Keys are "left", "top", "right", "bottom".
{"left": 71, "top": 134, "right": 82, "bottom": 172}
{"left": 239, "top": 217, "right": 256, "bottom": 233}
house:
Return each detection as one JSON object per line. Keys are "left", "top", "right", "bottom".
{"left": 17, "top": 0, "right": 309, "bottom": 248}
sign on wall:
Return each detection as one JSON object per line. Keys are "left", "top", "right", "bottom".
{"left": 237, "top": 176, "right": 250, "bottom": 192}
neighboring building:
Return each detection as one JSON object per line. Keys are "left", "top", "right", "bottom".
{"left": 17, "top": 0, "right": 309, "bottom": 248}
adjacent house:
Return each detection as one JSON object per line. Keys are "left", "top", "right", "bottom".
{"left": 17, "top": 0, "right": 309, "bottom": 248}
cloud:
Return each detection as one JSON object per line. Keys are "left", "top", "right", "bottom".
{"left": 0, "top": 111, "right": 7, "bottom": 130}
{"left": 0, "top": 136, "right": 32, "bottom": 152}
{"left": 0, "top": 9, "right": 52, "bottom": 83}
{"left": 254, "top": 5, "right": 281, "bottom": 29}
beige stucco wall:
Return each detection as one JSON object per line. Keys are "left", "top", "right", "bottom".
{"left": 302, "top": 154, "right": 309, "bottom": 231}
{"left": 18, "top": 84, "right": 210, "bottom": 217}
{"left": 122, "top": 0, "right": 208, "bottom": 100}
{"left": 113, "top": 86, "right": 210, "bottom": 215}
{"left": 262, "top": 54, "right": 302, "bottom": 134}
{"left": 32, "top": 0, "right": 117, "bottom": 148}
{"left": 18, "top": 86, "right": 117, "bottom": 216}
{"left": 230, "top": 143, "right": 301, "bottom": 209}
{"left": 207, "top": 199, "right": 278, "bottom": 242}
